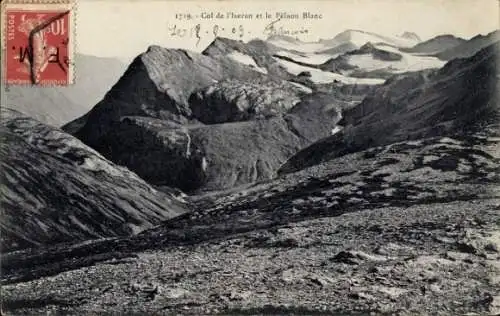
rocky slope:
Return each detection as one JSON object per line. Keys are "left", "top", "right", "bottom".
{"left": 188, "top": 79, "right": 302, "bottom": 124}
{"left": 81, "top": 89, "right": 344, "bottom": 193}
{"left": 0, "top": 108, "right": 188, "bottom": 252}
{"left": 1, "top": 54, "right": 126, "bottom": 127}
{"left": 2, "top": 133, "right": 499, "bottom": 315}
{"left": 280, "top": 42, "right": 499, "bottom": 174}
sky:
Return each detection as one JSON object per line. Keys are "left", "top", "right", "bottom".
{"left": 77, "top": 0, "right": 499, "bottom": 61}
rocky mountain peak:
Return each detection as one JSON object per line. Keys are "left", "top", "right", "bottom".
{"left": 202, "top": 37, "right": 245, "bottom": 53}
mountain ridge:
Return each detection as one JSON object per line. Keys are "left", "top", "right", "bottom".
{"left": 0, "top": 108, "right": 189, "bottom": 252}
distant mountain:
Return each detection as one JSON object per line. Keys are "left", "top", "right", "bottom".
{"left": 268, "top": 30, "right": 420, "bottom": 57}
{"left": 279, "top": 42, "right": 499, "bottom": 174}
{"left": 0, "top": 108, "right": 188, "bottom": 252}
{"left": 269, "top": 30, "right": 439, "bottom": 82}
{"left": 401, "top": 31, "right": 422, "bottom": 42}
{"left": 316, "top": 42, "right": 445, "bottom": 79}
{"left": 1, "top": 54, "right": 126, "bottom": 127}
{"left": 436, "top": 30, "right": 500, "bottom": 60}
{"left": 316, "top": 42, "right": 358, "bottom": 55}
{"left": 401, "top": 34, "right": 466, "bottom": 54}
{"left": 323, "top": 29, "right": 420, "bottom": 49}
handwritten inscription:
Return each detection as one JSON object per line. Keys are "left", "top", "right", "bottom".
{"left": 263, "top": 18, "right": 309, "bottom": 37}
{"left": 169, "top": 10, "right": 322, "bottom": 46}
{"left": 169, "top": 23, "right": 246, "bottom": 40}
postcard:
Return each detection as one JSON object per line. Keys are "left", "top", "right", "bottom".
{"left": 1, "top": 0, "right": 499, "bottom": 314}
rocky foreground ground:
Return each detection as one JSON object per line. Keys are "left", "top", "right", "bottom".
{"left": 2, "top": 134, "right": 499, "bottom": 315}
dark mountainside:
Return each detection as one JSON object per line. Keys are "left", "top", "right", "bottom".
{"left": 436, "top": 30, "right": 500, "bottom": 60}
{"left": 2, "top": 33, "right": 500, "bottom": 315}
{"left": 0, "top": 108, "right": 188, "bottom": 251}
{"left": 1, "top": 54, "right": 126, "bottom": 127}
{"left": 279, "top": 42, "right": 500, "bottom": 174}
{"left": 401, "top": 34, "right": 466, "bottom": 54}
{"left": 63, "top": 40, "right": 357, "bottom": 192}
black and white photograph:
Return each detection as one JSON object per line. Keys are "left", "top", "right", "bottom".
{"left": 1, "top": 0, "right": 499, "bottom": 314}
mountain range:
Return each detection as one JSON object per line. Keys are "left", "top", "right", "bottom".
{"left": 2, "top": 28, "right": 499, "bottom": 315}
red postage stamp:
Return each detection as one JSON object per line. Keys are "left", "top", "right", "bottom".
{"left": 1, "top": 0, "right": 75, "bottom": 85}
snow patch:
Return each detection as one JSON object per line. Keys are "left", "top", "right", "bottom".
{"left": 331, "top": 125, "right": 343, "bottom": 135}
{"left": 275, "top": 58, "right": 384, "bottom": 85}
{"left": 288, "top": 81, "right": 313, "bottom": 94}
{"left": 275, "top": 50, "right": 337, "bottom": 65}
{"left": 201, "top": 157, "right": 208, "bottom": 172}
{"left": 439, "top": 137, "right": 462, "bottom": 145}
{"left": 346, "top": 44, "right": 445, "bottom": 73}
{"left": 268, "top": 39, "right": 328, "bottom": 53}
{"left": 227, "top": 51, "right": 268, "bottom": 74}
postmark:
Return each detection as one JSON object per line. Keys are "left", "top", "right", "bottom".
{"left": 1, "top": 0, "right": 75, "bottom": 85}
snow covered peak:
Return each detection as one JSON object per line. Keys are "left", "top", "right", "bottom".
{"left": 265, "top": 29, "right": 419, "bottom": 55}
{"left": 266, "top": 34, "right": 300, "bottom": 43}
{"left": 330, "top": 29, "right": 420, "bottom": 49}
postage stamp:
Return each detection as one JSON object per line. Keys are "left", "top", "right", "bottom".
{"left": 1, "top": 0, "right": 75, "bottom": 85}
